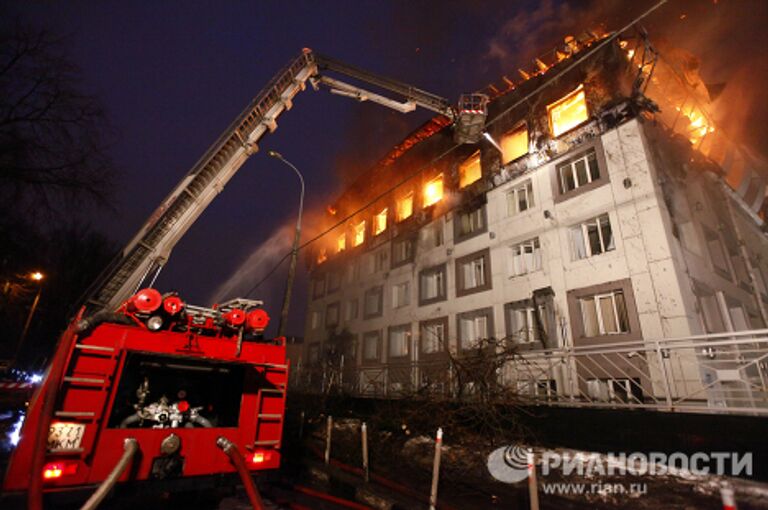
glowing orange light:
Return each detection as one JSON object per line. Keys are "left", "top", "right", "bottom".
{"left": 547, "top": 84, "right": 589, "bottom": 137}
{"left": 42, "top": 461, "right": 77, "bottom": 480}
{"left": 353, "top": 221, "right": 366, "bottom": 247}
{"left": 30, "top": 271, "right": 44, "bottom": 281}
{"left": 373, "top": 208, "right": 388, "bottom": 236}
{"left": 500, "top": 125, "right": 529, "bottom": 164}
{"left": 327, "top": 205, "right": 337, "bottom": 216}
{"left": 396, "top": 192, "right": 414, "bottom": 222}
{"left": 459, "top": 151, "right": 482, "bottom": 188}
{"left": 423, "top": 174, "right": 444, "bottom": 208}
{"left": 252, "top": 452, "right": 265, "bottom": 463}
{"left": 337, "top": 234, "right": 346, "bottom": 253}
{"left": 316, "top": 248, "right": 327, "bottom": 265}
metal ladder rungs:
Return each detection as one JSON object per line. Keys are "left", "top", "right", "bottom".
{"left": 257, "top": 414, "right": 283, "bottom": 420}
{"left": 75, "top": 344, "right": 115, "bottom": 353}
{"left": 55, "top": 411, "right": 96, "bottom": 418}
{"left": 252, "top": 440, "right": 280, "bottom": 446}
{"left": 63, "top": 376, "right": 107, "bottom": 385}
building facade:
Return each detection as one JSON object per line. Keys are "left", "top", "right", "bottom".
{"left": 298, "top": 32, "right": 768, "bottom": 414}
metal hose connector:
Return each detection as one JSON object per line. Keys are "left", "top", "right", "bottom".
{"left": 80, "top": 438, "right": 139, "bottom": 510}
{"left": 216, "top": 436, "right": 264, "bottom": 510}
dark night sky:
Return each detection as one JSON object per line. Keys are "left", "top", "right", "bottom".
{"left": 5, "top": 1, "right": 768, "bottom": 337}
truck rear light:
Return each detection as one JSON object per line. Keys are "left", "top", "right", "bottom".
{"left": 42, "top": 461, "right": 78, "bottom": 480}
{"left": 249, "top": 450, "right": 272, "bottom": 465}
{"left": 129, "top": 288, "right": 163, "bottom": 313}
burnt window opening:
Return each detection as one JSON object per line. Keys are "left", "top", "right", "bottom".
{"left": 108, "top": 353, "right": 247, "bottom": 429}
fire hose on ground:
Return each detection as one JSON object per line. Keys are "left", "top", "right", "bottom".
{"left": 216, "top": 436, "right": 265, "bottom": 510}
{"left": 80, "top": 438, "right": 139, "bottom": 510}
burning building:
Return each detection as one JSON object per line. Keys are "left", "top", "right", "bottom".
{"left": 296, "top": 29, "right": 768, "bottom": 414}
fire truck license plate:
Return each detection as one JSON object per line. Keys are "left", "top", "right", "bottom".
{"left": 48, "top": 422, "right": 85, "bottom": 450}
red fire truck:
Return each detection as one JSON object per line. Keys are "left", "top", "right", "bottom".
{"left": 2, "top": 49, "right": 486, "bottom": 509}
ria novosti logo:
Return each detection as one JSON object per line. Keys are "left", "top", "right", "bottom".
{"left": 487, "top": 445, "right": 531, "bottom": 483}
{"left": 488, "top": 444, "right": 753, "bottom": 482}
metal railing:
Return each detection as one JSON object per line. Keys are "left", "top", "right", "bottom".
{"left": 291, "top": 329, "right": 768, "bottom": 416}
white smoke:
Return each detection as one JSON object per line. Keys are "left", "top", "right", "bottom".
{"left": 209, "top": 224, "right": 294, "bottom": 303}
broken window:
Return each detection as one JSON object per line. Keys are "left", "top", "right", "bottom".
{"left": 570, "top": 213, "right": 614, "bottom": 260}
{"left": 396, "top": 191, "right": 414, "bottom": 222}
{"left": 547, "top": 84, "right": 588, "bottom": 137}
{"left": 353, "top": 220, "right": 366, "bottom": 247}
{"left": 459, "top": 151, "right": 482, "bottom": 188}
{"left": 419, "top": 264, "right": 447, "bottom": 304}
{"left": 507, "top": 305, "right": 547, "bottom": 344}
{"left": 507, "top": 179, "right": 534, "bottom": 215}
{"left": 325, "top": 302, "right": 340, "bottom": 328}
{"left": 703, "top": 227, "right": 730, "bottom": 278}
{"left": 388, "top": 324, "right": 411, "bottom": 358}
{"left": 363, "top": 331, "right": 380, "bottom": 361}
{"left": 557, "top": 147, "right": 600, "bottom": 194}
{"left": 363, "top": 286, "right": 383, "bottom": 318}
{"left": 392, "top": 281, "right": 411, "bottom": 308}
{"left": 458, "top": 308, "right": 493, "bottom": 350}
{"left": 423, "top": 174, "right": 444, "bottom": 208}
{"left": 500, "top": 124, "right": 529, "bottom": 164}
{"left": 373, "top": 207, "right": 388, "bottom": 236}
{"left": 579, "top": 290, "right": 629, "bottom": 337}
{"left": 509, "top": 237, "right": 541, "bottom": 276}
{"left": 420, "top": 318, "right": 447, "bottom": 354}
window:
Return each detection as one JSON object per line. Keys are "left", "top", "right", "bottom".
{"left": 396, "top": 191, "right": 414, "bottom": 222}
{"left": 509, "top": 238, "right": 541, "bottom": 276}
{"left": 337, "top": 233, "right": 346, "bottom": 253}
{"left": 345, "top": 298, "right": 359, "bottom": 321}
{"left": 374, "top": 248, "right": 387, "bottom": 272}
{"left": 325, "top": 302, "right": 340, "bottom": 327}
{"left": 420, "top": 318, "right": 447, "bottom": 354}
{"left": 345, "top": 262, "right": 358, "bottom": 284}
{"left": 459, "top": 151, "right": 482, "bottom": 188}
{"left": 373, "top": 207, "right": 388, "bottom": 236}
{"left": 507, "top": 179, "right": 534, "bottom": 216}
{"left": 363, "top": 286, "right": 383, "bottom": 318}
{"left": 316, "top": 248, "right": 327, "bottom": 265}
{"left": 505, "top": 304, "right": 547, "bottom": 344}
{"left": 570, "top": 213, "right": 615, "bottom": 260}
{"left": 501, "top": 124, "right": 529, "bottom": 164}
{"left": 308, "top": 343, "right": 320, "bottom": 364}
{"left": 420, "top": 221, "right": 444, "bottom": 250}
{"left": 454, "top": 205, "right": 486, "bottom": 241}
{"left": 327, "top": 271, "right": 341, "bottom": 293}
{"left": 547, "top": 84, "right": 588, "bottom": 136}
{"left": 392, "top": 236, "right": 415, "bottom": 267}
{"left": 703, "top": 227, "right": 730, "bottom": 278}
{"left": 353, "top": 220, "right": 366, "bottom": 247}
{"left": 419, "top": 264, "right": 447, "bottom": 305}
{"left": 388, "top": 324, "right": 411, "bottom": 358}
{"left": 312, "top": 277, "right": 326, "bottom": 299}
{"left": 423, "top": 174, "right": 444, "bottom": 208}
{"left": 363, "top": 331, "right": 381, "bottom": 361}
{"left": 579, "top": 290, "right": 629, "bottom": 337}
{"left": 456, "top": 249, "right": 491, "bottom": 297}
{"left": 457, "top": 308, "right": 493, "bottom": 350}
{"left": 557, "top": 147, "right": 600, "bottom": 194}
{"left": 310, "top": 310, "right": 322, "bottom": 330}
{"left": 392, "top": 281, "right": 410, "bottom": 308}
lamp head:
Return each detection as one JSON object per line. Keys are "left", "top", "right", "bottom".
{"left": 268, "top": 150, "right": 283, "bottom": 159}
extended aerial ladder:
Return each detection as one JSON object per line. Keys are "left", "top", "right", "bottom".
{"left": 80, "top": 49, "right": 488, "bottom": 315}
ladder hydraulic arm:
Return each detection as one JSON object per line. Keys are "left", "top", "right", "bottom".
{"left": 81, "top": 49, "right": 484, "bottom": 314}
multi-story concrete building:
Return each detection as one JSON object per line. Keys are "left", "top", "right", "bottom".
{"left": 298, "top": 30, "right": 768, "bottom": 414}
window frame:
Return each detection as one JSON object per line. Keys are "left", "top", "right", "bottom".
{"left": 325, "top": 301, "right": 340, "bottom": 328}
{"left": 419, "top": 316, "right": 449, "bottom": 357}
{"left": 363, "top": 285, "right": 384, "bottom": 319}
{"left": 500, "top": 123, "right": 529, "bottom": 165}
{"left": 547, "top": 84, "right": 589, "bottom": 137}
{"left": 550, "top": 141, "right": 609, "bottom": 203}
{"left": 455, "top": 248, "right": 492, "bottom": 297}
{"left": 567, "top": 279, "right": 641, "bottom": 345}
{"left": 362, "top": 330, "right": 382, "bottom": 364}
{"left": 392, "top": 280, "right": 411, "bottom": 309}
{"left": 453, "top": 203, "right": 488, "bottom": 243}
{"left": 508, "top": 237, "right": 542, "bottom": 277}
{"left": 456, "top": 307, "right": 495, "bottom": 351}
{"left": 569, "top": 213, "right": 615, "bottom": 260}
{"left": 506, "top": 178, "right": 535, "bottom": 216}
{"left": 391, "top": 234, "right": 416, "bottom": 268}
{"left": 387, "top": 323, "right": 412, "bottom": 360}
{"left": 459, "top": 150, "right": 482, "bottom": 188}
{"left": 418, "top": 263, "right": 448, "bottom": 306}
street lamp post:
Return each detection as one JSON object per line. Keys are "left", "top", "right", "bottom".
{"left": 15, "top": 272, "right": 45, "bottom": 364}
{"left": 268, "top": 151, "right": 305, "bottom": 338}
